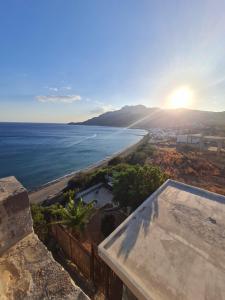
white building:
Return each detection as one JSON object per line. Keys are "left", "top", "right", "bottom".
{"left": 76, "top": 182, "right": 114, "bottom": 208}
{"left": 177, "top": 133, "right": 202, "bottom": 144}
{"left": 99, "top": 180, "right": 225, "bottom": 300}
{"left": 177, "top": 133, "right": 225, "bottom": 153}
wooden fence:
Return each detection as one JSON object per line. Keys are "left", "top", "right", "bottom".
{"left": 51, "top": 224, "right": 91, "bottom": 279}
{"left": 51, "top": 224, "right": 123, "bottom": 300}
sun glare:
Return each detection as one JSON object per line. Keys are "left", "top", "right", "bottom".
{"left": 168, "top": 86, "right": 193, "bottom": 109}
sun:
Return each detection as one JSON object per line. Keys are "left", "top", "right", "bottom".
{"left": 168, "top": 86, "right": 193, "bottom": 109}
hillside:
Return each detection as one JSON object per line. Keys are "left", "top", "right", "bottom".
{"left": 148, "top": 145, "right": 225, "bottom": 196}
{"left": 69, "top": 105, "right": 225, "bottom": 129}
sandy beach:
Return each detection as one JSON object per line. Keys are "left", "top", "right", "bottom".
{"left": 29, "top": 133, "right": 147, "bottom": 204}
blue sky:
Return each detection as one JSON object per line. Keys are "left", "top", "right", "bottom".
{"left": 0, "top": 0, "right": 225, "bottom": 122}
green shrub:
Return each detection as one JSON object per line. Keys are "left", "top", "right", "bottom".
{"left": 50, "top": 190, "right": 96, "bottom": 236}
{"left": 67, "top": 172, "right": 91, "bottom": 190}
{"left": 108, "top": 156, "right": 124, "bottom": 166}
{"left": 88, "top": 168, "right": 108, "bottom": 185}
{"left": 113, "top": 164, "right": 167, "bottom": 211}
{"left": 126, "top": 151, "right": 147, "bottom": 165}
{"left": 31, "top": 204, "right": 49, "bottom": 242}
{"left": 67, "top": 168, "right": 109, "bottom": 192}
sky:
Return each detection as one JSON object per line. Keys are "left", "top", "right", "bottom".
{"left": 0, "top": 0, "right": 225, "bottom": 123}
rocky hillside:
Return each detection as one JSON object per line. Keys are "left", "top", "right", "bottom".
{"left": 69, "top": 105, "right": 225, "bottom": 129}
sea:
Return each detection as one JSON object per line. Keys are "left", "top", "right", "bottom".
{"left": 0, "top": 123, "right": 146, "bottom": 190}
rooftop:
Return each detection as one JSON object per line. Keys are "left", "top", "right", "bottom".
{"left": 99, "top": 180, "right": 225, "bottom": 300}
{"left": 204, "top": 135, "right": 225, "bottom": 141}
{"left": 76, "top": 183, "right": 114, "bottom": 208}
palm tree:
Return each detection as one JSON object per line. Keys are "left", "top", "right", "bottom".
{"left": 50, "top": 190, "right": 96, "bottom": 238}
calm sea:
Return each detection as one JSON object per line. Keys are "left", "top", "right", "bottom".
{"left": 0, "top": 123, "right": 146, "bottom": 190}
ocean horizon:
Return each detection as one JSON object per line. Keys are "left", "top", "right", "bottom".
{"left": 0, "top": 123, "right": 146, "bottom": 190}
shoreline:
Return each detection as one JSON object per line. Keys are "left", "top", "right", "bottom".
{"left": 29, "top": 132, "right": 148, "bottom": 204}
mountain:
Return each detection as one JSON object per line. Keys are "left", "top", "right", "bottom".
{"left": 69, "top": 105, "right": 225, "bottom": 129}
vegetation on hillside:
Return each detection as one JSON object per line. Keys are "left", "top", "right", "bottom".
{"left": 31, "top": 203, "right": 49, "bottom": 242}
{"left": 50, "top": 190, "right": 96, "bottom": 237}
{"left": 149, "top": 146, "right": 225, "bottom": 196}
{"left": 68, "top": 163, "right": 167, "bottom": 213}
{"left": 113, "top": 164, "right": 167, "bottom": 211}
{"left": 108, "top": 134, "right": 154, "bottom": 166}
{"left": 125, "top": 141, "right": 154, "bottom": 165}
{"left": 32, "top": 134, "right": 167, "bottom": 241}
{"left": 67, "top": 135, "right": 154, "bottom": 189}
{"left": 65, "top": 136, "right": 166, "bottom": 212}
{"left": 31, "top": 190, "right": 96, "bottom": 241}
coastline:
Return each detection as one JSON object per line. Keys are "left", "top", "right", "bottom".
{"left": 29, "top": 132, "right": 148, "bottom": 204}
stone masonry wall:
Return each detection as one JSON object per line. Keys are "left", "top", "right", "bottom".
{"left": 0, "top": 176, "right": 89, "bottom": 299}
{"left": 0, "top": 176, "right": 33, "bottom": 255}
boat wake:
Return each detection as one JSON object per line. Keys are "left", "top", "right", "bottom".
{"left": 69, "top": 134, "right": 97, "bottom": 146}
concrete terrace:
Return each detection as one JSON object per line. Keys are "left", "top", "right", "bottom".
{"left": 99, "top": 180, "right": 225, "bottom": 300}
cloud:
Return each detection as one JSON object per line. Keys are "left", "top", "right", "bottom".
{"left": 48, "top": 87, "right": 58, "bottom": 92}
{"left": 85, "top": 98, "right": 115, "bottom": 114}
{"left": 90, "top": 104, "right": 114, "bottom": 114}
{"left": 36, "top": 95, "right": 81, "bottom": 104}
{"left": 62, "top": 86, "right": 72, "bottom": 90}
{"left": 45, "top": 86, "right": 72, "bottom": 92}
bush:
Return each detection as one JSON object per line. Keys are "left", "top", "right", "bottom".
{"left": 50, "top": 191, "right": 96, "bottom": 236}
{"left": 126, "top": 151, "right": 147, "bottom": 165}
{"left": 67, "top": 168, "right": 109, "bottom": 192}
{"left": 31, "top": 204, "right": 49, "bottom": 242}
{"left": 108, "top": 156, "right": 124, "bottom": 166}
{"left": 67, "top": 172, "right": 91, "bottom": 190}
{"left": 113, "top": 164, "right": 167, "bottom": 211}
{"left": 124, "top": 142, "right": 154, "bottom": 165}
{"left": 89, "top": 168, "right": 108, "bottom": 185}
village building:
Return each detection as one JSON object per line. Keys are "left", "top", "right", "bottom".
{"left": 176, "top": 133, "right": 225, "bottom": 153}
{"left": 76, "top": 181, "right": 114, "bottom": 209}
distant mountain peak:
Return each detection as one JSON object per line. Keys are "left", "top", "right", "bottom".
{"left": 69, "top": 105, "right": 225, "bottom": 129}
{"left": 121, "top": 104, "right": 147, "bottom": 110}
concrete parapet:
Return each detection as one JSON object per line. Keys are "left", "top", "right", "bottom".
{"left": 0, "top": 176, "right": 90, "bottom": 299}
{"left": 0, "top": 176, "right": 33, "bottom": 255}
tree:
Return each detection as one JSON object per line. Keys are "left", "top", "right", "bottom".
{"left": 113, "top": 164, "right": 167, "bottom": 211}
{"left": 108, "top": 156, "right": 124, "bottom": 166}
{"left": 50, "top": 190, "right": 96, "bottom": 237}
{"left": 126, "top": 151, "right": 147, "bottom": 165}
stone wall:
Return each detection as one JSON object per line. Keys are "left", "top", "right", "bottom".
{"left": 0, "top": 176, "right": 89, "bottom": 299}
{"left": 0, "top": 176, "right": 33, "bottom": 255}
